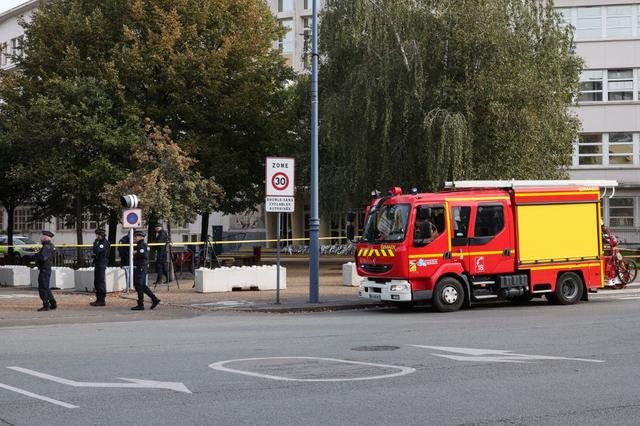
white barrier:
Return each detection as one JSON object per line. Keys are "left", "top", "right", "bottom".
{"left": 195, "top": 265, "right": 287, "bottom": 293}
{"left": 342, "top": 262, "right": 362, "bottom": 287}
{"left": 74, "top": 267, "right": 126, "bottom": 293}
{"left": 0, "top": 265, "right": 31, "bottom": 287}
{"left": 30, "top": 267, "right": 75, "bottom": 290}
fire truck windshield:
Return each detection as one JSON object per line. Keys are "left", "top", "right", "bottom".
{"left": 362, "top": 203, "right": 411, "bottom": 243}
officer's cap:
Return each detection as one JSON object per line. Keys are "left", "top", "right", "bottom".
{"left": 134, "top": 231, "right": 146, "bottom": 237}
{"left": 153, "top": 223, "right": 162, "bottom": 228}
{"left": 95, "top": 229, "right": 106, "bottom": 236}
{"left": 42, "top": 230, "right": 54, "bottom": 238}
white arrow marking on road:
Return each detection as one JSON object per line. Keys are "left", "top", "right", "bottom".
{"left": 409, "top": 345, "right": 604, "bottom": 363}
{"left": 7, "top": 367, "right": 192, "bottom": 394}
{"left": 0, "top": 382, "right": 78, "bottom": 409}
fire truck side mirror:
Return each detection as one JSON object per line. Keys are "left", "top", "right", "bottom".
{"left": 346, "top": 224, "right": 355, "bottom": 242}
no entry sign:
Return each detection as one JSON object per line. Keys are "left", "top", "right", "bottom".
{"left": 266, "top": 157, "right": 295, "bottom": 197}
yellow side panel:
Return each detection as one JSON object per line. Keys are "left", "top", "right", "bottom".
{"left": 517, "top": 203, "right": 599, "bottom": 263}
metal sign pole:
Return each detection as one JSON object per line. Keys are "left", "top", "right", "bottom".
{"left": 128, "top": 228, "right": 134, "bottom": 293}
{"left": 276, "top": 212, "right": 281, "bottom": 304}
{"left": 309, "top": 0, "right": 320, "bottom": 303}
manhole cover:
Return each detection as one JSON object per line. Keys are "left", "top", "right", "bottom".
{"left": 351, "top": 346, "right": 400, "bottom": 352}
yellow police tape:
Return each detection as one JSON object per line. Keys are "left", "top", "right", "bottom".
{"left": 1, "top": 236, "right": 353, "bottom": 249}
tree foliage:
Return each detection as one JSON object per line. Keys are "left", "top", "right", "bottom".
{"left": 319, "top": 0, "right": 583, "bottom": 212}
{"left": 103, "top": 120, "right": 224, "bottom": 230}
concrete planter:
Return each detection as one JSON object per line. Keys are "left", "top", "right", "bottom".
{"left": 74, "top": 267, "right": 126, "bottom": 293}
{"left": 195, "top": 265, "right": 287, "bottom": 293}
{"left": 0, "top": 266, "right": 31, "bottom": 287}
{"left": 342, "top": 262, "right": 362, "bottom": 287}
{"left": 30, "top": 267, "right": 76, "bottom": 290}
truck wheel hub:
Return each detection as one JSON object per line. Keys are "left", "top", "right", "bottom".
{"left": 442, "top": 286, "right": 458, "bottom": 304}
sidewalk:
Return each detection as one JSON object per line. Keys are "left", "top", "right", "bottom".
{"left": 0, "top": 258, "right": 382, "bottom": 326}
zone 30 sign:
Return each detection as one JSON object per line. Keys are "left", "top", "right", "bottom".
{"left": 266, "top": 157, "right": 295, "bottom": 213}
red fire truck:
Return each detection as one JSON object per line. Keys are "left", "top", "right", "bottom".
{"left": 354, "top": 180, "right": 618, "bottom": 312}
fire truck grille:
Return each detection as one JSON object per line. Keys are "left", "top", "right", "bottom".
{"left": 361, "top": 264, "right": 392, "bottom": 273}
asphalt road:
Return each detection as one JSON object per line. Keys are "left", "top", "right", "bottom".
{"left": 2, "top": 294, "right": 640, "bottom": 425}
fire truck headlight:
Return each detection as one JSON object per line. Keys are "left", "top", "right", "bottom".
{"left": 390, "top": 284, "right": 410, "bottom": 292}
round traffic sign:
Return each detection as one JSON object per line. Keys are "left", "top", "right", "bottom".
{"left": 271, "top": 172, "right": 290, "bottom": 191}
{"left": 126, "top": 212, "right": 139, "bottom": 225}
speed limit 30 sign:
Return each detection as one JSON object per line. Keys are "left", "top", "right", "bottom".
{"left": 266, "top": 157, "right": 295, "bottom": 212}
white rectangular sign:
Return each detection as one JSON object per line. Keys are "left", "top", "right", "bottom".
{"left": 266, "top": 157, "right": 295, "bottom": 197}
{"left": 122, "top": 209, "right": 142, "bottom": 228}
{"left": 266, "top": 196, "right": 295, "bottom": 213}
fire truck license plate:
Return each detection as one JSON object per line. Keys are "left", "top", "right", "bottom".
{"left": 369, "top": 293, "right": 381, "bottom": 300}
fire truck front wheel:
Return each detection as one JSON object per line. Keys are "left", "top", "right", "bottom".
{"left": 548, "top": 272, "right": 584, "bottom": 305}
{"left": 432, "top": 277, "right": 465, "bottom": 312}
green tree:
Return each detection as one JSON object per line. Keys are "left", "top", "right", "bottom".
{"left": 17, "top": 0, "right": 294, "bottom": 242}
{"left": 318, "top": 0, "right": 583, "bottom": 212}
{"left": 103, "top": 119, "right": 224, "bottom": 238}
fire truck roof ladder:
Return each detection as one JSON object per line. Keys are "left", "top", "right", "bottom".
{"left": 444, "top": 180, "right": 619, "bottom": 197}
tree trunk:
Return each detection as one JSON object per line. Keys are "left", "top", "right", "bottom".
{"left": 6, "top": 205, "right": 16, "bottom": 265}
{"left": 75, "top": 197, "right": 84, "bottom": 267}
{"left": 107, "top": 211, "right": 118, "bottom": 266}
{"left": 200, "top": 212, "right": 210, "bottom": 243}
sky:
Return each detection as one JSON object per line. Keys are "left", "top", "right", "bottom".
{"left": 0, "top": 0, "right": 30, "bottom": 14}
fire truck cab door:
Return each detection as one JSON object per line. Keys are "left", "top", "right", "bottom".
{"left": 466, "top": 201, "right": 515, "bottom": 276}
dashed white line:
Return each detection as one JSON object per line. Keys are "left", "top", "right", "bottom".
{"left": 0, "top": 382, "right": 77, "bottom": 409}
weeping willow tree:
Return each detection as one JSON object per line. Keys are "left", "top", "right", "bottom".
{"left": 318, "top": 0, "right": 582, "bottom": 212}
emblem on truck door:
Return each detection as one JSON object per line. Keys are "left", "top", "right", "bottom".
{"left": 475, "top": 256, "right": 485, "bottom": 273}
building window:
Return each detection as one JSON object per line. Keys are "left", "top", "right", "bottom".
{"left": 579, "top": 70, "right": 603, "bottom": 102}
{"left": 608, "top": 69, "right": 633, "bottom": 101}
{"left": 10, "top": 35, "right": 23, "bottom": 58}
{"left": 607, "top": 5, "right": 633, "bottom": 37}
{"left": 576, "top": 7, "right": 602, "bottom": 39}
{"left": 609, "top": 198, "right": 635, "bottom": 227}
{"left": 278, "top": 19, "right": 294, "bottom": 54}
{"left": 56, "top": 214, "right": 99, "bottom": 231}
{"left": 608, "top": 133, "right": 634, "bottom": 165}
{"left": 302, "top": 17, "right": 311, "bottom": 69}
{"left": 14, "top": 208, "right": 43, "bottom": 232}
{"left": 304, "top": 0, "right": 309, "bottom": 10}
{"left": 0, "top": 43, "right": 8, "bottom": 67}
{"left": 577, "top": 134, "right": 603, "bottom": 165}
{"left": 278, "top": 0, "right": 294, "bottom": 13}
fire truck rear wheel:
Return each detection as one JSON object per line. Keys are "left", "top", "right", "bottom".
{"left": 432, "top": 277, "right": 465, "bottom": 312}
{"left": 553, "top": 272, "right": 584, "bottom": 305}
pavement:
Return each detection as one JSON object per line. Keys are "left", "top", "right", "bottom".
{"left": 3, "top": 289, "right": 640, "bottom": 425}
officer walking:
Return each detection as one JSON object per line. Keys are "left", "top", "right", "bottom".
{"left": 90, "top": 229, "right": 111, "bottom": 307}
{"left": 118, "top": 233, "right": 131, "bottom": 293}
{"left": 152, "top": 223, "right": 169, "bottom": 285}
{"left": 35, "top": 231, "right": 57, "bottom": 312}
{"left": 131, "top": 231, "right": 160, "bottom": 311}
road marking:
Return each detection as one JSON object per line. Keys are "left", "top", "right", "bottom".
{"left": 0, "top": 382, "right": 77, "bottom": 409}
{"left": 209, "top": 357, "right": 416, "bottom": 382}
{"left": 7, "top": 367, "right": 191, "bottom": 394}
{"left": 409, "top": 345, "right": 604, "bottom": 364}
{"left": 0, "top": 294, "right": 38, "bottom": 299}
{"left": 616, "top": 296, "right": 640, "bottom": 300}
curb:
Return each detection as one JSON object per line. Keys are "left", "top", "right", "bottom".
{"left": 168, "top": 301, "right": 385, "bottom": 313}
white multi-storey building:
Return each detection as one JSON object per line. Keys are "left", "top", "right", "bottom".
{"left": 557, "top": 0, "right": 640, "bottom": 243}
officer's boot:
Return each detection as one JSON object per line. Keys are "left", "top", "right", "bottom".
{"left": 37, "top": 303, "right": 50, "bottom": 312}
{"left": 50, "top": 299, "right": 57, "bottom": 310}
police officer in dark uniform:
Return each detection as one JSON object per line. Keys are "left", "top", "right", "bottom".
{"left": 152, "top": 223, "right": 169, "bottom": 285}
{"left": 35, "top": 231, "right": 57, "bottom": 312}
{"left": 90, "top": 229, "right": 111, "bottom": 307}
{"left": 131, "top": 231, "right": 160, "bottom": 311}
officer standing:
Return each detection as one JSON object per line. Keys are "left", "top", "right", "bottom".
{"left": 118, "top": 233, "right": 131, "bottom": 293}
{"left": 152, "top": 223, "right": 169, "bottom": 285}
{"left": 131, "top": 231, "right": 160, "bottom": 311}
{"left": 35, "top": 231, "right": 57, "bottom": 312}
{"left": 90, "top": 229, "right": 111, "bottom": 307}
